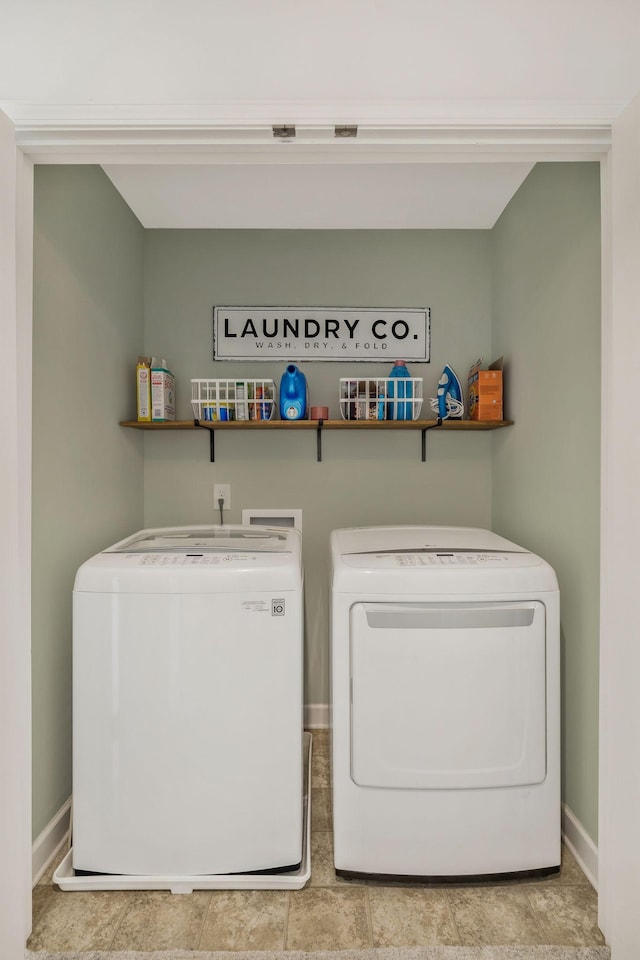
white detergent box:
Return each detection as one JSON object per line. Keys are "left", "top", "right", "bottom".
{"left": 151, "top": 361, "right": 176, "bottom": 421}
{"left": 136, "top": 358, "right": 152, "bottom": 422}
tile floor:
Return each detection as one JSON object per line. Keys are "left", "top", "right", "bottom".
{"left": 29, "top": 730, "right": 605, "bottom": 952}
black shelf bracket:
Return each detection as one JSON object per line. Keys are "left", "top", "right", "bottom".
{"left": 194, "top": 420, "right": 216, "bottom": 462}
{"left": 421, "top": 419, "right": 444, "bottom": 461}
{"left": 317, "top": 420, "right": 324, "bottom": 462}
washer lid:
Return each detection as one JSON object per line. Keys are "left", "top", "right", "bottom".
{"left": 107, "top": 525, "right": 294, "bottom": 554}
{"left": 74, "top": 525, "right": 302, "bottom": 593}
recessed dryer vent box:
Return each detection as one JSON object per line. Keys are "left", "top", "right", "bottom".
{"left": 242, "top": 509, "right": 302, "bottom": 532}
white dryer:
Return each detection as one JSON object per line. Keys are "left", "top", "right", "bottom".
{"left": 330, "top": 525, "right": 560, "bottom": 881}
{"left": 73, "top": 525, "right": 303, "bottom": 878}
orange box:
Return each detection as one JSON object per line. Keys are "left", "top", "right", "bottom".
{"left": 468, "top": 361, "right": 503, "bottom": 421}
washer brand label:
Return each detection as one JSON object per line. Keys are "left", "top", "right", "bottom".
{"left": 271, "top": 598, "right": 286, "bottom": 616}
{"left": 241, "top": 600, "right": 269, "bottom": 613}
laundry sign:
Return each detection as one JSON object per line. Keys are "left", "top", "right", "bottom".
{"left": 213, "top": 306, "right": 430, "bottom": 361}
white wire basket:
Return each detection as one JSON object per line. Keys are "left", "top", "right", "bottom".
{"left": 191, "top": 379, "right": 277, "bottom": 421}
{"left": 339, "top": 377, "right": 423, "bottom": 421}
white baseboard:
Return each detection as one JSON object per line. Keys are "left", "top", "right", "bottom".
{"left": 32, "top": 798, "right": 71, "bottom": 887}
{"left": 304, "top": 703, "right": 329, "bottom": 728}
{"left": 562, "top": 803, "right": 598, "bottom": 889}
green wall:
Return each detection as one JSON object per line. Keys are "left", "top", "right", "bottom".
{"left": 32, "top": 166, "right": 145, "bottom": 838}
{"left": 491, "top": 163, "right": 601, "bottom": 840}
{"left": 142, "top": 230, "right": 494, "bottom": 703}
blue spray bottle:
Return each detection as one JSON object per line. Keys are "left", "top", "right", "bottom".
{"left": 279, "top": 364, "right": 308, "bottom": 420}
{"left": 387, "top": 360, "right": 413, "bottom": 420}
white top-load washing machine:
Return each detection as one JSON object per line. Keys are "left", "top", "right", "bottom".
{"left": 330, "top": 525, "right": 560, "bottom": 881}
{"left": 73, "top": 525, "right": 303, "bottom": 878}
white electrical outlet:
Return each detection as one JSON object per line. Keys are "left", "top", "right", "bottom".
{"left": 213, "top": 483, "right": 231, "bottom": 511}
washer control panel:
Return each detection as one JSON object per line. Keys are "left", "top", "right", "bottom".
{"left": 133, "top": 552, "right": 260, "bottom": 566}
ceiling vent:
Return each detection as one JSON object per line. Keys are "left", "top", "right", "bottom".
{"left": 335, "top": 125, "right": 358, "bottom": 138}
{"left": 272, "top": 124, "right": 296, "bottom": 139}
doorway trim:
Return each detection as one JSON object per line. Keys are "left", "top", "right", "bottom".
{"left": 5, "top": 104, "right": 635, "bottom": 955}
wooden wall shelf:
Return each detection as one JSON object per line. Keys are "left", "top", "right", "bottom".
{"left": 121, "top": 418, "right": 513, "bottom": 462}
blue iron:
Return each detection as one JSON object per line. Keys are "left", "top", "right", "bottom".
{"left": 430, "top": 364, "right": 464, "bottom": 420}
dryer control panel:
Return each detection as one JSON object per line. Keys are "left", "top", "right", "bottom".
{"left": 343, "top": 549, "right": 540, "bottom": 569}
{"left": 394, "top": 552, "right": 510, "bottom": 566}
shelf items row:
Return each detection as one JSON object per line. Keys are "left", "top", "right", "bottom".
{"left": 190, "top": 376, "right": 428, "bottom": 423}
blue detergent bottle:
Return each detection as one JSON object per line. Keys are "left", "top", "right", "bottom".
{"left": 279, "top": 364, "right": 308, "bottom": 420}
{"left": 387, "top": 360, "right": 413, "bottom": 420}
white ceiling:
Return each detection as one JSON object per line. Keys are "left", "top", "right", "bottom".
{"left": 4, "top": 0, "right": 638, "bottom": 229}
{"left": 102, "top": 162, "right": 535, "bottom": 230}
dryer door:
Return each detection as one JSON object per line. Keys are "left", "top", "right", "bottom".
{"left": 350, "top": 601, "right": 546, "bottom": 790}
